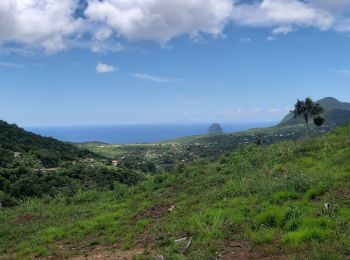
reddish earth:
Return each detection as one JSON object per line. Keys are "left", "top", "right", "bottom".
{"left": 16, "top": 214, "right": 43, "bottom": 224}
{"left": 134, "top": 204, "right": 171, "bottom": 220}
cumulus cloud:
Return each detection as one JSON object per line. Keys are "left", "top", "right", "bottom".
{"left": 0, "top": 0, "right": 82, "bottom": 53}
{"left": 84, "top": 0, "right": 233, "bottom": 42}
{"left": 96, "top": 62, "right": 116, "bottom": 73}
{"left": 2, "top": 0, "right": 350, "bottom": 52}
{"left": 231, "top": 0, "right": 334, "bottom": 30}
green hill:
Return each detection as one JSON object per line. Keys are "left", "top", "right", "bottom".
{"left": 279, "top": 97, "right": 350, "bottom": 126}
{"left": 1, "top": 125, "right": 350, "bottom": 259}
{"left": 0, "top": 120, "right": 96, "bottom": 168}
{"left": 0, "top": 120, "right": 143, "bottom": 208}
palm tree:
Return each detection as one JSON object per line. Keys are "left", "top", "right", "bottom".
{"left": 292, "top": 97, "right": 324, "bottom": 134}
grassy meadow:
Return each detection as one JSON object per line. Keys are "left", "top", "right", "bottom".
{"left": 1, "top": 126, "right": 350, "bottom": 259}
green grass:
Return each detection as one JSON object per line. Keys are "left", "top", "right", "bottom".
{"left": 1, "top": 125, "right": 350, "bottom": 259}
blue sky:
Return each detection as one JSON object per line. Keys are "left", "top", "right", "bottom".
{"left": 1, "top": 0, "right": 350, "bottom": 126}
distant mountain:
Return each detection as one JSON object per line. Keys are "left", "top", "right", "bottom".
{"left": 0, "top": 120, "right": 96, "bottom": 168}
{"left": 208, "top": 123, "right": 224, "bottom": 134}
{"left": 279, "top": 97, "right": 350, "bottom": 126}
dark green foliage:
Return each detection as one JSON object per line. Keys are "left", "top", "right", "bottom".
{"left": 0, "top": 120, "right": 146, "bottom": 207}
{"left": 255, "top": 135, "right": 264, "bottom": 146}
{"left": 292, "top": 97, "right": 324, "bottom": 133}
{"left": 0, "top": 120, "right": 97, "bottom": 168}
{"left": 0, "top": 165, "right": 143, "bottom": 203}
{"left": 313, "top": 115, "right": 326, "bottom": 127}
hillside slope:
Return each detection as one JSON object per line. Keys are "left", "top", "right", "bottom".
{"left": 279, "top": 97, "right": 350, "bottom": 126}
{"left": 158, "top": 97, "right": 348, "bottom": 149}
{"left": 1, "top": 125, "right": 350, "bottom": 259}
{"left": 0, "top": 120, "right": 95, "bottom": 168}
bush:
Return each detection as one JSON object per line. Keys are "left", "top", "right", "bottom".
{"left": 0, "top": 191, "right": 17, "bottom": 207}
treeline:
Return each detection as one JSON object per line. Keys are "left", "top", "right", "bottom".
{"left": 0, "top": 164, "right": 144, "bottom": 207}
{"left": 0, "top": 120, "right": 145, "bottom": 208}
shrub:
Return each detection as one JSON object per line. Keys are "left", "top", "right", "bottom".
{"left": 0, "top": 191, "right": 17, "bottom": 207}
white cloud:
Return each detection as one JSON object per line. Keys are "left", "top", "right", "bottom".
{"left": 2, "top": 0, "right": 350, "bottom": 53}
{"left": 232, "top": 0, "right": 334, "bottom": 30}
{"left": 85, "top": 0, "right": 233, "bottom": 42}
{"left": 0, "top": 0, "right": 82, "bottom": 53}
{"left": 272, "top": 25, "right": 295, "bottom": 35}
{"left": 267, "top": 36, "right": 275, "bottom": 42}
{"left": 130, "top": 73, "right": 180, "bottom": 83}
{"left": 96, "top": 62, "right": 116, "bottom": 73}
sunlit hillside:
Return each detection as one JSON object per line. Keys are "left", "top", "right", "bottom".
{"left": 1, "top": 125, "right": 350, "bottom": 259}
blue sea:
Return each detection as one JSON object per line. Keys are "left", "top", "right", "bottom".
{"left": 26, "top": 122, "right": 276, "bottom": 144}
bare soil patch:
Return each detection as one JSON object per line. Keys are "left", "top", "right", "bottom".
{"left": 16, "top": 214, "right": 43, "bottom": 224}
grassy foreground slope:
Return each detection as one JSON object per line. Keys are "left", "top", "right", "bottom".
{"left": 1, "top": 126, "right": 350, "bottom": 259}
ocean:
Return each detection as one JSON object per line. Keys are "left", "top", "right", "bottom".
{"left": 26, "top": 122, "right": 276, "bottom": 144}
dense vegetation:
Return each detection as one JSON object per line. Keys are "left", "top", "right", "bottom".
{"left": 0, "top": 120, "right": 143, "bottom": 208}
{"left": 0, "top": 120, "right": 96, "bottom": 168}
{"left": 1, "top": 125, "right": 350, "bottom": 259}
{"left": 0, "top": 164, "right": 143, "bottom": 207}
{"left": 79, "top": 123, "right": 328, "bottom": 173}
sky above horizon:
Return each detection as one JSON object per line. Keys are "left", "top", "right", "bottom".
{"left": 1, "top": 0, "right": 350, "bottom": 126}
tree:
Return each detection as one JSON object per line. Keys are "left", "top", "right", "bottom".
{"left": 292, "top": 97, "right": 325, "bottom": 134}
{"left": 313, "top": 115, "right": 326, "bottom": 127}
{"left": 255, "top": 135, "right": 264, "bottom": 146}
